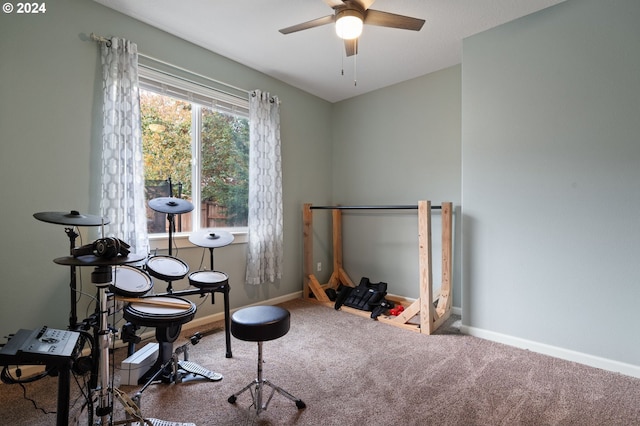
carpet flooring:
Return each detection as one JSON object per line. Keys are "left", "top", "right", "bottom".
{"left": 1, "top": 298, "right": 640, "bottom": 425}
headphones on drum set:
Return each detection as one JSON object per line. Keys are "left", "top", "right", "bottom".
{"left": 72, "top": 237, "right": 131, "bottom": 259}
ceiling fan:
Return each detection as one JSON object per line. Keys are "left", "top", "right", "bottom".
{"left": 279, "top": 0, "right": 425, "bottom": 57}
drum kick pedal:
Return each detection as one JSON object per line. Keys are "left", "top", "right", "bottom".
{"left": 172, "top": 336, "right": 223, "bottom": 383}
{"left": 129, "top": 420, "right": 196, "bottom": 426}
{"left": 177, "top": 360, "right": 222, "bottom": 382}
{"left": 131, "top": 420, "right": 196, "bottom": 426}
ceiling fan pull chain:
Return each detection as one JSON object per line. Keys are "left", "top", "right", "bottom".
{"left": 354, "top": 47, "right": 357, "bottom": 86}
{"left": 341, "top": 40, "right": 345, "bottom": 76}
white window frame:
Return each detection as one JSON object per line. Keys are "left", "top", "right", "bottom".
{"left": 138, "top": 67, "right": 250, "bottom": 248}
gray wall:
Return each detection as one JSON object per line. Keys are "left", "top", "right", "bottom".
{"left": 462, "top": 0, "right": 640, "bottom": 371}
{"left": 329, "top": 67, "right": 462, "bottom": 306}
{"left": 0, "top": 0, "right": 333, "bottom": 338}
{"left": 2, "top": 0, "right": 639, "bottom": 377}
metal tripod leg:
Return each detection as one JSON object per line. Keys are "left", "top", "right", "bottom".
{"left": 262, "top": 379, "right": 306, "bottom": 409}
{"left": 227, "top": 341, "right": 305, "bottom": 414}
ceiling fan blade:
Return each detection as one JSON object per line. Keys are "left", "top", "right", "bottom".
{"left": 324, "top": 0, "right": 345, "bottom": 8}
{"left": 344, "top": 38, "right": 358, "bottom": 57}
{"left": 279, "top": 15, "right": 335, "bottom": 34}
{"left": 354, "top": 0, "right": 376, "bottom": 10}
{"left": 364, "top": 9, "right": 425, "bottom": 31}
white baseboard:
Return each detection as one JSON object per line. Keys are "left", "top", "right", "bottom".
{"left": 461, "top": 324, "right": 640, "bottom": 379}
{"left": 182, "top": 291, "right": 303, "bottom": 333}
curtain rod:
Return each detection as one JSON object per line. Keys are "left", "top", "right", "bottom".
{"left": 310, "top": 205, "right": 442, "bottom": 210}
{"left": 89, "top": 33, "right": 250, "bottom": 97}
{"left": 90, "top": 32, "right": 112, "bottom": 46}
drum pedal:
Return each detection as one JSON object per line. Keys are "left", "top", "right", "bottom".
{"left": 177, "top": 360, "right": 223, "bottom": 381}
{"left": 131, "top": 419, "right": 196, "bottom": 426}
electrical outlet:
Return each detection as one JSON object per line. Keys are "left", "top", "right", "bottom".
{"left": 317, "top": 262, "right": 322, "bottom": 272}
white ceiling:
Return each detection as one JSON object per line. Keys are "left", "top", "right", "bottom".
{"left": 93, "top": 0, "right": 565, "bottom": 103}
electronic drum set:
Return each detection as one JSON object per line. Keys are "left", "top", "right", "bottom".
{"left": 32, "top": 196, "right": 236, "bottom": 425}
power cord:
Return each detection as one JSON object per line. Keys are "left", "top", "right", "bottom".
{"left": 1, "top": 364, "right": 50, "bottom": 384}
{"left": 0, "top": 365, "right": 56, "bottom": 415}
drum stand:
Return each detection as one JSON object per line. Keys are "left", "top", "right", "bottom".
{"left": 36, "top": 210, "right": 194, "bottom": 425}
{"left": 205, "top": 246, "right": 232, "bottom": 358}
{"left": 64, "top": 227, "right": 80, "bottom": 328}
{"left": 124, "top": 197, "right": 226, "bottom": 399}
{"left": 130, "top": 282, "right": 224, "bottom": 388}
{"left": 33, "top": 210, "right": 110, "bottom": 330}
{"left": 93, "top": 265, "right": 196, "bottom": 426}
{"left": 188, "top": 229, "right": 235, "bottom": 359}
{"left": 91, "top": 267, "right": 115, "bottom": 424}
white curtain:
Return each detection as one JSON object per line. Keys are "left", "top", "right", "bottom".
{"left": 245, "top": 90, "right": 283, "bottom": 285}
{"left": 99, "top": 37, "right": 149, "bottom": 255}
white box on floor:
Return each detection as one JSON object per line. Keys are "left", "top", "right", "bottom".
{"left": 120, "top": 342, "right": 159, "bottom": 386}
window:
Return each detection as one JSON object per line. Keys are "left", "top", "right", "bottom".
{"left": 139, "top": 68, "right": 250, "bottom": 235}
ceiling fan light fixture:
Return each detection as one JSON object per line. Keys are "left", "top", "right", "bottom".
{"left": 335, "top": 9, "right": 363, "bottom": 40}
